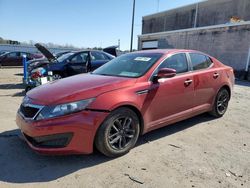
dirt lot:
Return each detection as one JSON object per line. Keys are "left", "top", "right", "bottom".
{"left": 0, "top": 68, "right": 249, "bottom": 188}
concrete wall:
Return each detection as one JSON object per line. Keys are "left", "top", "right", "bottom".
{"left": 138, "top": 23, "right": 250, "bottom": 72}
{"left": 142, "top": 0, "right": 250, "bottom": 34}
{"left": 0, "top": 44, "right": 77, "bottom": 54}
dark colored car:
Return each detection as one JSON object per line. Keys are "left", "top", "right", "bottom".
{"left": 16, "top": 49, "right": 235, "bottom": 157}
{"left": 27, "top": 51, "right": 72, "bottom": 72}
{"left": 0, "top": 51, "right": 8, "bottom": 56}
{"left": 30, "top": 43, "right": 116, "bottom": 79}
{"left": 0, "top": 51, "right": 42, "bottom": 67}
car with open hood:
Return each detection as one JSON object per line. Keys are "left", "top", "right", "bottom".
{"left": 16, "top": 49, "right": 235, "bottom": 157}
{"left": 29, "top": 43, "right": 117, "bottom": 80}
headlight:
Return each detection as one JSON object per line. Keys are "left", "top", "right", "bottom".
{"left": 36, "top": 98, "right": 95, "bottom": 120}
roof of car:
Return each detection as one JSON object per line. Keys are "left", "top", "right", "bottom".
{"left": 135, "top": 49, "right": 201, "bottom": 54}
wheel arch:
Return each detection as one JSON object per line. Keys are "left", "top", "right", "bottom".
{"left": 220, "top": 84, "right": 231, "bottom": 100}
{"left": 112, "top": 105, "right": 145, "bottom": 135}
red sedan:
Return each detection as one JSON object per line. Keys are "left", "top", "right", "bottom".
{"left": 16, "top": 49, "right": 235, "bottom": 157}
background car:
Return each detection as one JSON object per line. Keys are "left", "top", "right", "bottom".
{"left": 0, "top": 51, "right": 42, "bottom": 67}
{"left": 0, "top": 51, "right": 8, "bottom": 56}
{"left": 28, "top": 51, "right": 72, "bottom": 71}
{"left": 16, "top": 49, "right": 235, "bottom": 157}
{"left": 29, "top": 43, "right": 116, "bottom": 79}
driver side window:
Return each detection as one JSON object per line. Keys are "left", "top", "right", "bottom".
{"left": 158, "top": 53, "right": 188, "bottom": 74}
{"left": 7, "top": 52, "right": 19, "bottom": 57}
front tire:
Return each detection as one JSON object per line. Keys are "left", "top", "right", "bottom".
{"left": 95, "top": 107, "right": 140, "bottom": 157}
{"left": 210, "top": 88, "right": 230, "bottom": 118}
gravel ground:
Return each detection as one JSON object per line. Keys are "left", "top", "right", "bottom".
{"left": 0, "top": 68, "right": 249, "bottom": 188}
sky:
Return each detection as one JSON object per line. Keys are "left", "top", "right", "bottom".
{"left": 0, "top": 0, "right": 202, "bottom": 50}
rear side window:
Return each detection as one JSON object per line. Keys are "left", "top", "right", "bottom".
{"left": 189, "top": 53, "right": 212, "bottom": 70}
{"left": 158, "top": 53, "right": 188, "bottom": 74}
{"left": 70, "top": 52, "right": 88, "bottom": 63}
{"left": 91, "top": 51, "right": 109, "bottom": 61}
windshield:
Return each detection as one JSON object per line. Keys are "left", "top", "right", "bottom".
{"left": 56, "top": 52, "right": 74, "bottom": 62}
{"left": 92, "top": 52, "right": 163, "bottom": 78}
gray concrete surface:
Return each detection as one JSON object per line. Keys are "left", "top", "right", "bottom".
{"left": 139, "top": 0, "right": 250, "bottom": 76}
{"left": 142, "top": 0, "right": 250, "bottom": 34}
{"left": 0, "top": 68, "right": 249, "bottom": 188}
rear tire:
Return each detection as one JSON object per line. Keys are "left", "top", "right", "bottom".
{"left": 95, "top": 107, "right": 140, "bottom": 157}
{"left": 52, "top": 73, "right": 62, "bottom": 80}
{"left": 209, "top": 88, "right": 230, "bottom": 118}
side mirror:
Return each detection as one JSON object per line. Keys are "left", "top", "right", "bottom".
{"left": 153, "top": 68, "right": 176, "bottom": 82}
{"left": 157, "top": 68, "right": 176, "bottom": 78}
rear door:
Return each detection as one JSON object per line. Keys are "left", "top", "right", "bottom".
{"left": 145, "top": 53, "right": 195, "bottom": 128}
{"left": 66, "top": 52, "right": 89, "bottom": 76}
{"left": 90, "top": 51, "right": 111, "bottom": 71}
{"left": 187, "top": 53, "right": 221, "bottom": 110}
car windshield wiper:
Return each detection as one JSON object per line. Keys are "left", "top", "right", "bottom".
{"left": 90, "top": 72, "right": 111, "bottom": 76}
{"left": 95, "top": 73, "right": 113, "bottom": 76}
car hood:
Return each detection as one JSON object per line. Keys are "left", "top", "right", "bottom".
{"left": 28, "top": 58, "right": 49, "bottom": 71}
{"left": 27, "top": 74, "right": 136, "bottom": 105}
{"left": 35, "top": 43, "right": 57, "bottom": 63}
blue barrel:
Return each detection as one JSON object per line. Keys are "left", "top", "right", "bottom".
{"left": 22, "top": 55, "right": 28, "bottom": 84}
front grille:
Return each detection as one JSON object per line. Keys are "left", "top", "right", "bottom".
{"left": 24, "top": 133, "right": 73, "bottom": 148}
{"left": 19, "top": 104, "right": 41, "bottom": 119}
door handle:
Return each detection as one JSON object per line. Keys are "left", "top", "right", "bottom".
{"left": 184, "top": 79, "right": 193, "bottom": 86}
{"left": 213, "top": 73, "right": 219, "bottom": 79}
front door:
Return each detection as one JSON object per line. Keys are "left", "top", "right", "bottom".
{"left": 143, "top": 53, "right": 195, "bottom": 129}
{"left": 2, "top": 52, "right": 22, "bottom": 66}
{"left": 66, "top": 52, "right": 89, "bottom": 76}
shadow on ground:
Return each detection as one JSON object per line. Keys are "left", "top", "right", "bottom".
{"left": 14, "top": 73, "right": 23, "bottom": 76}
{"left": 0, "top": 83, "right": 25, "bottom": 90}
{"left": 0, "top": 113, "right": 214, "bottom": 184}
{"left": 0, "top": 83, "right": 26, "bottom": 97}
{"left": 235, "top": 80, "right": 250, "bottom": 87}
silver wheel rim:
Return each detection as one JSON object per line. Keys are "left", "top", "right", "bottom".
{"left": 52, "top": 74, "right": 62, "bottom": 80}
{"left": 216, "top": 90, "right": 229, "bottom": 115}
{"left": 108, "top": 116, "right": 136, "bottom": 150}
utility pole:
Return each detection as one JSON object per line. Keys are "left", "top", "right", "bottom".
{"left": 118, "top": 39, "right": 120, "bottom": 50}
{"left": 130, "top": 0, "right": 136, "bottom": 52}
{"left": 157, "top": 0, "right": 159, "bottom": 12}
{"left": 194, "top": 3, "right": 199, "bottom": 28}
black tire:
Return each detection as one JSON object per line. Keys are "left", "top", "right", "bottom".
{"left": 52, "top": 73, "right": 62, "bottom": 80}
{"left": 95, "top": 107, "right": 140, "bottom": 157}
{"left": 25, "top": 86, "right": 32, "bottom": 93}
{"left": 209, "top": 88, "right": 230, "bottom": 118}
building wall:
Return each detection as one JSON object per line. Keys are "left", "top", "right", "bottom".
{"left": 0, "top": 44, "right": 77, "bottom": 54}
{"left": 142, "top": 0, "right": 250, "bottom": 34}
{"left": 138, "top": 23, "right": 250, "bottom": 72}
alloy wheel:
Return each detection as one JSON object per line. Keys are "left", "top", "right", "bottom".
{"left": 108, "top": 117, "right": 136, "bottom": 150}
{"left": 52, "top": 74, "right": 62, "bottom": 80}
{"left": 216, "top": 90, "right": 229, "bottom": 115}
